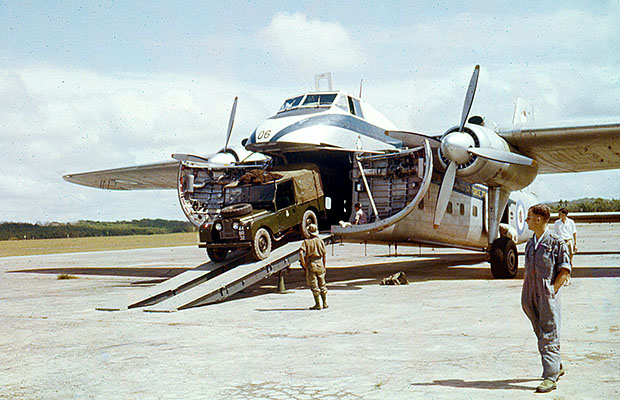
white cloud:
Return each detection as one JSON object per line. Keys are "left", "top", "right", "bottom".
{"left": 257, "top": 12, "right": 365, "bottom": 77}
{"left": 0, "top": 67, "right": 284, "bottom": 222}
{"left": 2, "top": 5, "right": 620, "bottom": 223}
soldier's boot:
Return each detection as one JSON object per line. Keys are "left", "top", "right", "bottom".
{"left": 309, "top": 294, "right": 321, "bottom": 310}
{"left": 321, "top": 293, "right": 328, "bottom": 309}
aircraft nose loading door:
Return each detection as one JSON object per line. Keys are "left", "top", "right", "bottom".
{"left": 331, "top": 140, "right": 433, "bottom": 238}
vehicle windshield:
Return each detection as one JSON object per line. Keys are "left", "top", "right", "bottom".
{"left": 278, "top": 93, "right": 338, "bottom": 113}
{"left": 224, "top": 183, "right": 276, "bottom": 208}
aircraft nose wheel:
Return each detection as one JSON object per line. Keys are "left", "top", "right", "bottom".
{"left": 490, "top": 237, "right": 518, "bottom": 279}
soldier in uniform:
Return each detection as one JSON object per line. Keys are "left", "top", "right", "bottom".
{"left": 299, "top": 224, "right": 328, "bottom": 310}
{"left": 522, "top": 204, "right": 571, "bottom": 393}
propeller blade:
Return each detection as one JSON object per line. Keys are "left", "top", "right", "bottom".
{"left": 468, "top": 148, "right": 536, "bottom": 166}
{"left": 224, "top": 96, "right": 238, "bottom": 151}
{"left": 459, "top": 65, "right": 480, "bottom": 132}
{"left": 433, "top": 161, "right": 457, "bottom": 229}
{"left": 385, "top": 130, "right": 441, "bottom": 148}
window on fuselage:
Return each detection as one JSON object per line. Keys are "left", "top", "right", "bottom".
{"left": 447, "top": 202, "right": 453, "bottom": 214}
{"left": 347, "top": 96, "right": 364, "bottom": 118}
{"left": 460, "top": 204, "right": 465, "bottom": 215}
{"left": 473, "top": 206, "right": 478, "bottom": 217}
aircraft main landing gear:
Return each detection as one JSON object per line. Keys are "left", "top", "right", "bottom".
{"left": 490, "top": 237, "right": 518, "bottom": 279}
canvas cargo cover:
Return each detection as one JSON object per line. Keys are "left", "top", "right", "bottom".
{"left": 225, "top": 164, "right": 324, "bottom": 204}
{"left": 273, "top": 163, "right": 323, "bottom": 203}
{"left": 286, "top": 168, "right": 323, "bottom": 204}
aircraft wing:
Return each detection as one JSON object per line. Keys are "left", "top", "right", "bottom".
{"left": 498, "top": 123, "right": 620, "bottom": 174}
{"left": 63, "top": 161, "right": 179, "bottom": 190}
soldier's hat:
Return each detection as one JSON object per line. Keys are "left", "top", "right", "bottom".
{"left": 307, "top": 224, "right": 319, "bottom": 237}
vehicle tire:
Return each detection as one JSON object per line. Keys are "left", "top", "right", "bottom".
{"left": 251, "top": 227, "right": 272, "bottom": 260}
{"left": 207, "top": 248, "right": 229, "bottom": 262}
{"left": 300, "top": 209, "right": 318, "bottom": 239}
{"left": 490, "top": 236, "right": 518, "bottom": 279}
{"left": 221, "top": 203, "right": 253, "bottom": 218}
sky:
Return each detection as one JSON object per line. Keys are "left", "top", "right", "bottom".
{"left": 1, "top": 1, "right": 619, "bottom": 223}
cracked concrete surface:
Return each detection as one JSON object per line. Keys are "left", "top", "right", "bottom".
{"left": 1, "top": 223, "right": 619, "bottom": 399}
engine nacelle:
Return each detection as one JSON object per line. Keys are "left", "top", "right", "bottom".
{"left": 437, "top": 124, "right": 538, "bottom": 191}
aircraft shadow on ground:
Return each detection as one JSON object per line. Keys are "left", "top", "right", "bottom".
{"left": 235, "top": 254, "right": 494, "bottom": 303}
{"left": 8, "top": 255, "right": 620, "bottom": 283}
{"left": 8, "top": 254, "right": 620, "bottom": 308}
{"left": 408, "top": 378, "right": 536, "bottom": 391}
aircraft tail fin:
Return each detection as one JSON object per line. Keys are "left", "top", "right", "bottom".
{"left": 512, "top": 98, "right": 534, "bottom": 124}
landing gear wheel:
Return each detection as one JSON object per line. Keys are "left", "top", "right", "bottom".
{"left": 207, "top": 248, "right": 229, "bottom": 262}
{"left": 251, "top": 227, "right": 272, "bottom": 260}
{"left": 300, "top": 209, "right": 318, "bottom": 239}
{"left": 490, "top": 237, "right": 518, "bottom": 279}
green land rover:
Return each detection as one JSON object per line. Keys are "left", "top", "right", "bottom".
{"left": 199, "top": 165, "right": 326, "bottom": 262}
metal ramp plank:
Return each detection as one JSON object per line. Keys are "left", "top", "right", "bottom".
{"left": 96, "top": 250, "right": 249, "bottom": 311}
{"left": 127, "top": 250, "right": 249, "bottom": 309}
{"left": 144, "top": 234, "right": 331, "bottom": 312}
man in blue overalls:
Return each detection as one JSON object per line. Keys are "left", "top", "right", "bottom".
{"left": 522, "top": 204, "right": 571, "bottom": 393}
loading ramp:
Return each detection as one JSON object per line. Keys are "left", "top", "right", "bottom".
{"left": 100, "top": 234, "right": 331, "bottom": 312}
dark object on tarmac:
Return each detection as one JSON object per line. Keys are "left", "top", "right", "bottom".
{"left": 380, "top": 271, "right": 409, "bottom": 285}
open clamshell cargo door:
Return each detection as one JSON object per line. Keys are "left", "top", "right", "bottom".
{"left": 331, "top": 140, "right": 432, "bottom": 240}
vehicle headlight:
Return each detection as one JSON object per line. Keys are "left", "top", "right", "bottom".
{"left": 214, "top": 222, "right": 223, "bottom": 231}
{"left": 232, "top": 221, "right": 240, "bottom": 230}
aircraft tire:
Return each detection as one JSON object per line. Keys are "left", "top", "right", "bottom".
{"left": 221, "top": 203, "right": 253, "bottom": 218}
{"left": 207, "top": 248, "right": 229, "bottom": 262}
{"left": 490, "top": 237, "right": 518, "bottom": 279}
{"left": 300, "top": 209, "right": 318, "bottom": 239}
{"left": 251, "top": 227, "right": 272, "bottom": 260}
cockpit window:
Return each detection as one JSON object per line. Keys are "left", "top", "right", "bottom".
{"left": 278, "top": 93, "right": 337, "bottom": 113}
{"left": 302, "top": 93, "right": 337, "bottom": 107}
{"left": 279, "top": 96, "right": 304, "bottom": 112}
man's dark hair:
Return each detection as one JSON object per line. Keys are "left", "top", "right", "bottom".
{"left": 354, "top": 202, "right": 361, "bottom": 208}
{"left": 558, "top": 207, "right": 569, "bottom": 215}
{"left": 529, "top": 204, "right": 551, "bottom": 222}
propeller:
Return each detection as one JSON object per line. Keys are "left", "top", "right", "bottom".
{"left": 172, "top": 96, "right": 240, "bottom": 167}
{"left": 467, "top": 147, "right": 535, "bottom": 166}
{"left": 224, "top": 96, "right": 238, "bottom": 151}
{"left": 432, "top": 65, "right": 535, "bottom": 229}
{"left": 433, "top": 65, "right": 480, "bottom": 228}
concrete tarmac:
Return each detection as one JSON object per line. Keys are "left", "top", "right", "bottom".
{"left": 1, "top": 223, "right": 619, "bottom": 399}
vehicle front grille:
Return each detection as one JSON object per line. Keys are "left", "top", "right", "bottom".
{"left": 219, "top": 220, "right": 239, "bottom": 240}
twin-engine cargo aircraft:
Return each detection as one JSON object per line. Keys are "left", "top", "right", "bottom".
{"left": 64, "top": 67, "right": 620, "bottom": 279}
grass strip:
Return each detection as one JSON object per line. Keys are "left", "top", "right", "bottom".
{"left": 0, "top": 232, "right": 198, "bottom": 257}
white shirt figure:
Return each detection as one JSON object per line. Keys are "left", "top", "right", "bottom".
{"left": 354, "top": 204, "right": 367, "bottom": 225}
{"left": 553, "top": 217, "right": 576, "bottom": 241}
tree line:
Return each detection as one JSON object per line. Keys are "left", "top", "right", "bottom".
{"left": 0, "top": 219, "right": 196, "bottom": 241}
{"left": 546, "top": 198, "right": 620, "bottom": 213}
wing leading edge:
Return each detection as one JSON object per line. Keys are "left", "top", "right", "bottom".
{"left": 498, "top": 123, "right": 620, "bottom": 174}
{"left": 63, "top": 161, "right": 179, "bottom": 190}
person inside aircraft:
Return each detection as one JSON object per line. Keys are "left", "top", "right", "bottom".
{"left": 354, "top": 202, "right": 367, "bottom": 225}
